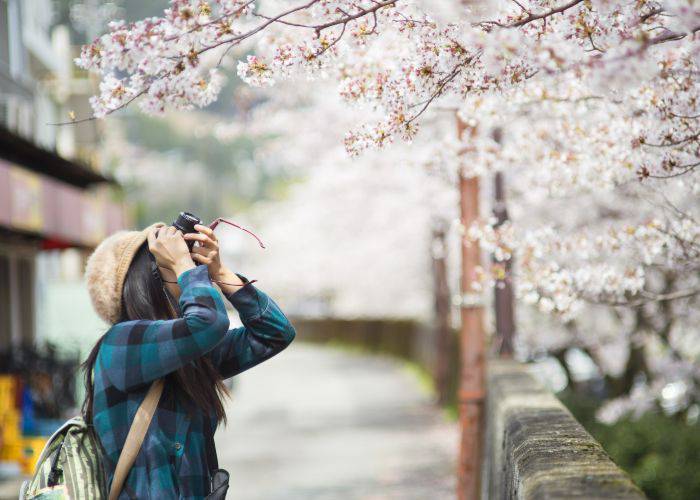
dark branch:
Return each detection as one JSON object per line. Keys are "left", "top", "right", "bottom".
{"left": 480, "top": 0, "right": 584, "bottom": 29}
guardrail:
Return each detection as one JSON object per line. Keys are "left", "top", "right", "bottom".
{"left": 484, "top": 360, "right": 645, "bottom": 499}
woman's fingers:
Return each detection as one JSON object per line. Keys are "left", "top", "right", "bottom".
{"left": 194, "top": 224, "right": 215, "bottom": 239}
{"left": 160, "top": 226, "right": 187, "bottom": 247}
{"left": 184, "top": 232, "right": 218, "bottom": 249}
{"left": 190, "top": 246, "right": 217, "bottom": 261}
{"left": 190, "top": 246, "right": 208, "bottom": 257}
{"left": 157, "top": 226, "right": 171, "bottom": 241}
{"left": 183, "top": 233, "right": 208, "bottom": 243}
{"left": 191, "top": 252, "right": 212, "bottom": 264}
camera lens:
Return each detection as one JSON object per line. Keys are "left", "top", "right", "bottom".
{"left": 172, "top": 212, "right": 202, "bottom": 235}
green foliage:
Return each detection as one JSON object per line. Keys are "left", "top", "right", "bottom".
{"left": 560, "top": 391, "right": 700, "bottom": 500}
{"left": 123, "top": 115, "right": 256, "bottom": 177}
{"left": 54, "top": 1, "right": 169, "bottom": 44}
{"left": 120, "top": 114, "right": 290, "bottom": 225}
{"left": 120, "top": 0, "right": 168, "bottom": 22}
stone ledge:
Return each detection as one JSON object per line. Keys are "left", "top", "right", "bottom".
{"left": 483, "top": 360, "right": 645, "bottom": 500}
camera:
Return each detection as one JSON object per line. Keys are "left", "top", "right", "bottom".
{"left": 172, "top": 211, "right": 202, "bottom": 250}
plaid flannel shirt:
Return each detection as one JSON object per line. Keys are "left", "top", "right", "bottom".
{"left": 91, "top": 265, "right": 295, "bottom": 499}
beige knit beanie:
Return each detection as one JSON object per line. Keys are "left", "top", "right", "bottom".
{"left": 85, "top": 222, "right": 164, "bottom": 324}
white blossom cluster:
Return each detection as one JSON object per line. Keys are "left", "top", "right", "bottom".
{"left": 75, "top": 0, "right": 257, "bottom": 115}
{"left": 77, "top": 1, "right": 700, "bottom": 154}
{"left": 457, "top": 70, "right": 700, "bottom": 420}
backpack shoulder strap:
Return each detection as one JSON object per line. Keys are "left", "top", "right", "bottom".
{"left": 108, "top": 379, "right": 164, "bottom": 500}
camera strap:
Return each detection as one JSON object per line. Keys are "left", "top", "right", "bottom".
{"left": 209, "top": 217, "right": 266, "bottom": 248}
{"left": 203, "top": 420, "right": 219, "bottom": 473}
{"left": 203, "top": 419, "right": 230, "bottom": 499}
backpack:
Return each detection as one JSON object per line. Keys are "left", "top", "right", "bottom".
{"left": 18, "top": 380, "right": 163, "bottom": 500}
{"left": 19, "top": 417, "right": 107, "bottom": 499}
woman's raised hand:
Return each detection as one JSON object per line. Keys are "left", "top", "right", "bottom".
{"left": 185, "top": 224, "right": 245, "bottom": 293}
{"left": 147, "top": 225, "right": 194, "bottom": 277}
{"left": 184, "top": 224, "right": 222, "bottom": 276}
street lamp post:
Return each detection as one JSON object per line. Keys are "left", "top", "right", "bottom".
{"left": 491, "top": 127, "right": 516, "bottom": 358}
{"left": 456, "top": 116, "right": 485, "bottom": 500}
{"left": 431, "top": 221, "right": 452, "bottom": 405}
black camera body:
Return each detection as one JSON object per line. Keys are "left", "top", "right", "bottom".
{"left": 172, "top": 211, "right": 202, "bottom": 235}
{"left": 172, "top": 211, "right": 202, "bottom": 250}
{"left": 150, "top": 211, "right": 205, "bottom": 290}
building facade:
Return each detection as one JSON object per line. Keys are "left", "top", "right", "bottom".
{"left": 0, "top": 0, "right": 126, "bottom": 351}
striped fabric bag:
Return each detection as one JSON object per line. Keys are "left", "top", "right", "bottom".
{"left": 19, "top": 380, "right": 163, "bottom": 500}
{"left": 18, "top": 417, "right": 108, "bottom": 499}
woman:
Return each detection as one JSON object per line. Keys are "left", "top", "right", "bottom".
{"left": 82, "top": 222, "right": 295, "bottom": 498}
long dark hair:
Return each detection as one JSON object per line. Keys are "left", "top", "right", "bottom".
{"left": 82, "top": 243, "right": 229, "bottom": 423}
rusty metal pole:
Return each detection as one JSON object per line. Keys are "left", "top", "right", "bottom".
{"left": 456, "top": 116, "right": 485, "bottom": 500}
{"left": 491, "top": 128, "right": 516, "bottom": 358}
{"left": 431, "top": 222, "right": 452, "bottom": 405}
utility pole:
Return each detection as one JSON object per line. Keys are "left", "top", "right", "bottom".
{"left": 431, "top": 221, "right": 451, "bottom": 405}
{"left": 491, "top": 128, "right": 516, "bottom": 358}
{"left": 456, "top": 116, "right": 485, "bottom": 500}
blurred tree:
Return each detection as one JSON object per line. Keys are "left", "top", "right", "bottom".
{"left": 119, "top": 0, "right": 166, "bottom": 21}
{"left": 562, "top": 391, "right": 700, "bottom": 500}
{"left": 107, "top": 112, "right": 290, "bottom": 226}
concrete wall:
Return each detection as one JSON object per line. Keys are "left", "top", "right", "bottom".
{"left": 484, "top": 360, "right": 645, "bottom": 500}
{"left": 292, "top": 317, "right": 462, "bottom": 406}
{"left": 292, "top": 318, "right": 424, "bottom": 361}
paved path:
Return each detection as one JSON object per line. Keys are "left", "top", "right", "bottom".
{"left": 217, "top": 343, "right": 458, "bottom": 500}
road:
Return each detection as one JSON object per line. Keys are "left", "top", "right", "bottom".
{"left": 217, "top": 343, "right": 458, "bottom": 500}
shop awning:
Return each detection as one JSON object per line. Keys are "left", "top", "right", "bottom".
{"left": 0, "top": 129, "right": 126, "bottom": 249}
{"left": 0, "top": 125, "right": 115, "bottom": 188}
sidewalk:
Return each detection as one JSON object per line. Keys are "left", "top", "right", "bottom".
{"left": 217, "top": 343, "right": 458, "bottom": 500}
{"left": 0, "top": 475, "right": 23, "bottom": 500}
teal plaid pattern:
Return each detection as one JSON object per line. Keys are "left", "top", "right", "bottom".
{"left": 91, "top": 265, "right": 295, "bottom": 499}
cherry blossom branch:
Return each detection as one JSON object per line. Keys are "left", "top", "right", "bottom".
{"left": 214, "top": 0, "right": 329, "bottom": 65}
{"left": 248, "top": 0, "right": 394, "bottom": 59}
{"left": 479, "top": 0, "right": 584, "bottom": 29}
{"left": 49, "top": 88, "right": 147, "bottom": 126}
{"left": 311, "top": 0, "right": 396, "bottom": 34}
{"left": 648, "top": 24, "right": 700, "bottom": 45}
{"left": 190, "top": 1, "right": 322, "bottom": 54}
{"left": 406, "top": 59, "right": 473, "bottom": 125}
{"left": 253, "top": 0, "right": 395, "bottom": 34}
{"left": 646, "top": 161, "right": 700, "bottom": 179}
{"left": 163, "top": 0, "right": 257, "bottom": 42}
{"left": 641, "top": 132, "right": 700, "bottom": 148}
{"left": 479, "top": 0, "right": 696, "bottom": 51}
{"left": 63, "top": 1, "right": 403, "bottom": 122}
{"left": 508, "top": 0, "right": 584, "bottom": 28}
{"left": 593, "top": 287, "right": 700, "bottom": 307}
{"left": 638, "top": 7, "right": 665, "bottom": 24}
